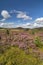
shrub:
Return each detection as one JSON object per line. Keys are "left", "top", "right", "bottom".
{"left": 31, "top": 30, "right": 35, "bottom": 34}
{"left": 0, "top": 36, "right": 1, "bottom": 40}
{"left": 6, "top": 30, "right": 9, "bottom": 35}
{"left": 34, "top": 37, "right": 42, "bottom": 47}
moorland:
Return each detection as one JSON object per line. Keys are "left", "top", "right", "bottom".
{"left": 0, "top": 27, "right": 43, "bottom": 65}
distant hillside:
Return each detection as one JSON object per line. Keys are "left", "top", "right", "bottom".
{"left": 0, "top": 27, "right": 43, "bottom": 29}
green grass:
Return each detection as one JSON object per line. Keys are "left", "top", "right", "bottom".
{"left": 34, "top": 37, "right": 43, "bottom": 48}
{"left": 0, "top": 45, "right": 43, "bottom": 65}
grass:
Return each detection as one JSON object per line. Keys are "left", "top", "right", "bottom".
{"left": 0, "top": 45, "right": 43, "bottom": 65}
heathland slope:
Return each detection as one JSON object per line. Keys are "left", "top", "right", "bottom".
{"left": 0, "top": 28, "right": 43, "bottom": 65}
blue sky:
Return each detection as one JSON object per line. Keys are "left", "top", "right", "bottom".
{"left": 0, "top": 0, "right": 43, "bottom": 28}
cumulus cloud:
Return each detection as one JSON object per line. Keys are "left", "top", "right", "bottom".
{"left": 0, "top": 23, "right": 4, "bottom": 27}
{"left": 33, "top": 17, "right": 43, "bottom": 27}
{"left": 10, "top": 10, "right": 32, "bottom": 20}
{"left": 16, "top": 17, "right": 43, "bottom": 29}
{"left": 0, "top": 22, "right": 15, "bottom": 28}
{"left": 1, "top": 10, "right": 11, "bottom": 19}
{"left": 0, "top": 10, "right": 11, "bottom": 21}
{"left": 35, "top": 17, "right": 43, "bottom": 22}
{"left": 16, "top": 23, "right": 33, "bottom": 28}
{"left": 16, "top": 12, "right": 32, "bottom": 20}
{"left": 19, "top": 22, "right": 43, "bottom": 29}
{"left": 0, "top": 20, "right": 43, "bottom": 28}
{"left": 0, "top": 10, "right": 43, "bottom": 29}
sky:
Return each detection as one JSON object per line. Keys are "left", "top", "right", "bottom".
{"left": 0, "top": 0, "right": 43, "bottom": 28}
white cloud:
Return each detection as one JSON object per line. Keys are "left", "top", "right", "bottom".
{"left": 0, "top": 22, "right": 15, "bottom": 28}
{"left": 33, "top": 17, "right": 43, "bottom": 28}
{"left": 0, "top": 10, "right": 11, "bottom": 22}
{"left": 16, "top": 23, "right": 33, "bottom": 28}
{"left": 16, "top": 12, "right": 32, "bottom": 20}
{"left": 1, "top": 10, "right": 11, "bottom": 19}
{"left": 16, "top": 17, "right": 43, "bottom": 29}
{"left": 0, "top": 19, "right": 5, "bottom": 22}
{"left": 0, "top": 20, "right": 43, "bottom": 28}
{"left": 0, "top": 23, "right": 4, "bottom": 27}
{"left": 0, "top": 10, "right": 43, "bottom": 29}
{"left": 10, "top": 10, "right": 32, "bottom": 20}
{"left": 35, "top": 17, "right": 43, "bottom": 22}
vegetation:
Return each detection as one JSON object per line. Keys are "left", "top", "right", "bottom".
{"left": 0, "top": 28, "right": 43, "bottom": 65}
{"left": 0, "top": 45, "right": 42, "bottom": 65}
{"left": 34, "top": 37, "right": 43, "bottom": 47}
{"left": 0, "top": 36, "right": 1, "bottom": 40}
{"left": 6, "top": 29, "right": 9, "bottom": 35}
